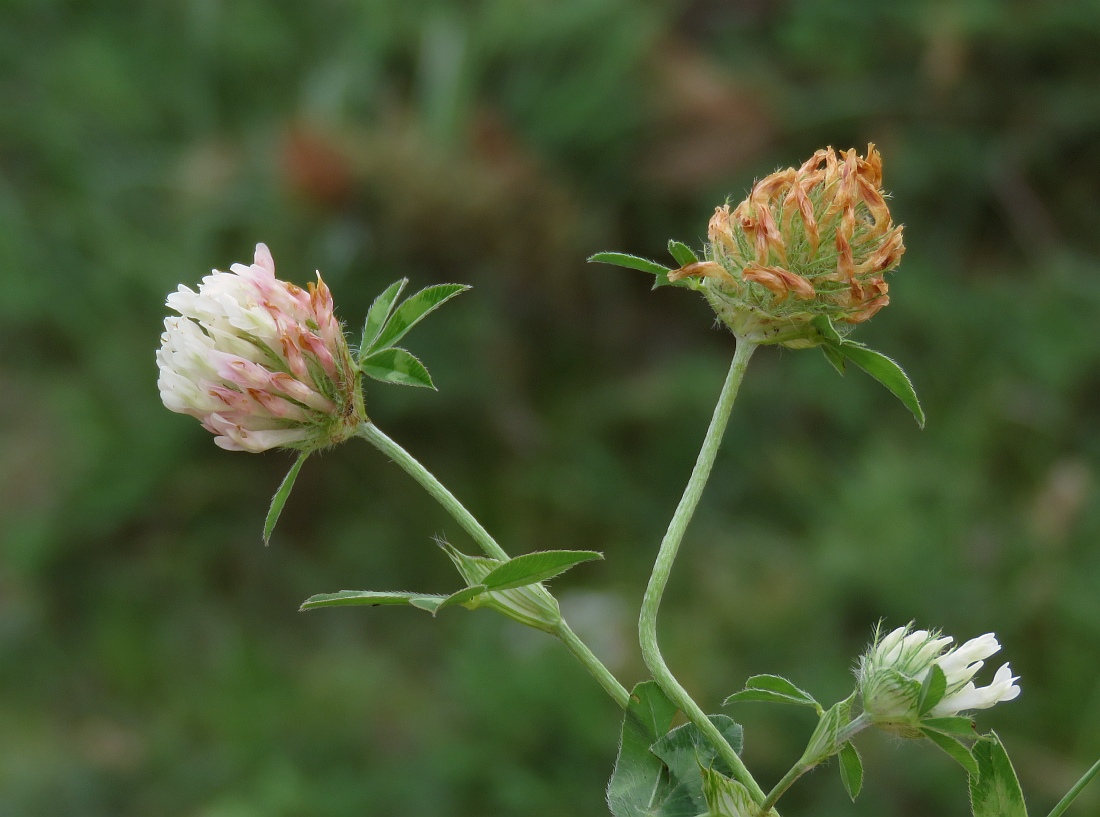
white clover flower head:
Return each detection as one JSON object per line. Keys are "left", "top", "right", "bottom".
{"left": 157, "top": 243, "right": 364, "bottom": 453}
{"left": 857, "top": 623, "right": 1020, "bottom": 735}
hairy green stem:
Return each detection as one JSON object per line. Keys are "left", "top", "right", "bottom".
{"left": 638, "top": 341, "right": 762, "bottom": 801}
{"left": 357, "top": 421, "right": 509, "bottom": 561}
{"left": 356, "top": 421, "right": 631, "bottom": 710}
{"left": 758, "top": 713, "right": 872, "bottom": 815}
{"left": 1048, "top": 755, "right": 1100, "bottom": 817}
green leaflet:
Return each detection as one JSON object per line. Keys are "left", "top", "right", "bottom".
{"left": 812, "top": 315, "right": 925, "bottom": 427}
{"left": 838, "top": 343, "right": 925, "bottom": 428}
{"left": 649, "top": 715, "right": 745, "bottom": 814}
{"left": 607, "top": 683, "right": 747, "bottom": 817}
{"left": 666, "top": 240, "right": 698, "bottom": 268}
{"left": 360, "top": 278, "right": 408, "bottom": 356}
{"left": 480, "top": 550, "right": 603, "bottom": 591}
{"left": 587, "top": 251, "right": 687, "bottom": 290}
{"left": 822, "top": 343, "right": 847, "bottom": 375}
{"left": 970, "top": 733, "right": 1028, "bottom": 817}
{"left": 922, "top": 716, "right": 978, "bottom": 737}
{"left": 924, "top": 728, "right": 979, "bottom": 778}
{"left": 370, "top": 283, "right": 469, "bottom": 352}
{"left": 361, "top": 347, "right": 436, "bottom": 389}
{"left": 433, "top": 584, "right": 489, "bottom": 612}
{"left": 608, "top": 682, "right": 679, "bottom": 817}
{"left": 299, "top": 590, "right": 446, "bottom": 612}
{"left": 724, "top": 674, "right": 822, "bottom": 714}
{"left": 918, "top": 663, "right": 948, "bottom": 716}
{"left": 263, "top": 451, "right": 309, "bottom": 545}
{"left": 839, "top": 741, "right": 864, "bottom": 801}
{"left": 588, "top": 252, "right": 670, "bottom": 276}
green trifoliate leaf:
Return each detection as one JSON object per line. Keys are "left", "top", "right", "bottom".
{"left": 839, "top": 741, "right": 864, "bottom": 801}
{"left": 263, "top": 451, "right": 309, "bottom": 545}
{"left": 800, "top": 695, "right": 854, "bottom": 766}
{"left": 667, "top": 240, "right": 699, "bottom": 268}
{"left": 969, "top": 733, "right": 1028, "bottom": 817}
{"left": 480, "top": 550, "right": 603, "bottom": 591}
{"left": 837, "top": 343, "right": 925, "bottom": 428}
{"left": 369, "top": 283, "right": 469, "bottom": 353}
{"left": 724, "top": 674, "right": 823, "bottom": 714}
{"left": 919, "top": 663, "right": 949, "bottom": 716}
{"left": 360, "top": 278, "right": 408, "bottom": 357}
{"left": 608, "top": 681, "right": 679, "bottom": 817}
{"left": 299, "top": 590, "right": 446, "bottom": 612}
{"left": 361, "top": 347, "right": 436, "bottom": 389}
{"left": 922, "top": 717, "right": 977, "bottom": 737}
{"left": 924, "top": 728, "right": 979, "bottom": 778}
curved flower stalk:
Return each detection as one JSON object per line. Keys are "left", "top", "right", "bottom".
{"left": 858, "top": 624, "right": 1020, "bottom": 735}
{"left": 158, "top": 246, "right": 630, "bottom": 711}
{"left": 157, "top": 243, "right": 363, "bottom": 453}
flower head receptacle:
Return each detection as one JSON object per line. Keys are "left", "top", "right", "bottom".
{"left": 857, "top": 624, "right": 1020, "bottom": 737}
{"left": 157, "top": 243, "right": 364, "bottom": 453}
{"left": 671, "top": 144, "right": 904, "bottom": 347}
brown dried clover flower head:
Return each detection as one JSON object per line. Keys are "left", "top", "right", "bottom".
{"left": 671, "top": 144, "right": 905, "bottom": 347}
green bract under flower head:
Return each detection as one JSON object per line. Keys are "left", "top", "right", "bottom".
{"left": 857, "top": 624, "right": 1020, "bottom": 737}
{"left": 671, "top": 144, "right": 904, "bottom": 347}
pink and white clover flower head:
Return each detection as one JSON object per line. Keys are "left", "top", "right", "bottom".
{"left": 157, "top": 243, "right": 363, "bottom": 453}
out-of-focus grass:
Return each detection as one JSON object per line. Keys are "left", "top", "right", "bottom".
{"left": 1, "top": 1, "right": 1099, "bottom": 815}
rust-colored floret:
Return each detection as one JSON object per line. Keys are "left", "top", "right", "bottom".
{"left": 679, "top": 144, "right": 905, "bottom": 345}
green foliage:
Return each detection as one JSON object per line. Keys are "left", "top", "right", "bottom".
{"left": 480, "top": 550, "right": 604, "bottom": 591}
{"left": 368, "top": 284, "right": 469, "bottom": 353}
{"left": 839, "top": 741, "right": 864, "bottom": 801}
{"left": 299, "top": 590, "right": 446, "bottom": 612}
{"left": 970, "top": 734, "right": 1028, "bottom": 817}
{"left": 608, "top": 682, "right": 747, "bottom": 817}
{"left": 649, "top": 715, "right": 744, "bottom": 814}
{"left": 608, "top": 682, "right": 678, "bottom": 817}
{"left": 665, "top": 240, "right": 698, "bottom": 268}
{"left": 360, "top": 279, "right": 409, "bottom": 353}
{"left": 360, "top": 348, "right": 436, "bottom": 389}
{"left": 922, "top": 717, "right": 978, "bottom": 737}
{"left": 700, "top": 766, "right": 764, "bottom": 817}
{"left": 813, "top": 316, "right": 925, "bottom": 427}
{"left": 799, "top": 695, "right": 854, "bottom": 766}
{"left": 358, "top": 281, "right": 468, "bottom": 389}
{"left": 834, "top": 343, "right": 926, "bottom": 428}
{"left": 588, "top": 252, "right": 685, "bottom": 289}
{"left": 264, "top": 452, "right": 309, "bottom": 545}
{"left": 918, "top": 663, "right": 948, "bottom": 716}
{"left": 723, "top": 674, "right": 822, "bottom": 714}
{"left": 924, "top": 728, "right": 980, "bottom": 778}
{"left": 5, "top": 0, "right": 1100, "bottom": 814}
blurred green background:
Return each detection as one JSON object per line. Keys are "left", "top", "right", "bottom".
{"left": 2, "top": 0, "right": 1100, "bottom": 815}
